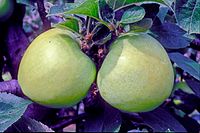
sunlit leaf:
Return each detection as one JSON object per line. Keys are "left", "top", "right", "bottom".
{"left": 106, "top": 0, "right": 173, "bottom": 11}
{"left": 120, "top": 6, "right": 145, "bottom": 24}
{"left": 175, "top": 0, "right": 200, "bottom": 34}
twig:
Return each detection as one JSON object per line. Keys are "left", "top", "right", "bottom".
{"left": 0, "top": 80, "right": 26, "bottom": 98}
{"left": 86, "top": 17, "right": 91, "bottom": 35}
{"left": 36, "top": 0, "right": 51, "bottom": 31}
{"left": 51, "top": 113, "right": 88, "bottom": 131}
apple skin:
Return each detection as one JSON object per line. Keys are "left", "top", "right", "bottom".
{"left": 0, "top": 0, "right": 14, "bottom": 21}
{"left": 97, "top": 33, "right": 174, "bottom": 112}
{"left": 18, "top": 28, "right": 96, "bottom": 108}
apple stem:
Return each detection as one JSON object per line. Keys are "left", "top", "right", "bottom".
{"left": 86, "top": 17, "right": 92, "bottom": 35}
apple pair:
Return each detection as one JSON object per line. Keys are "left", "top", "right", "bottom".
{"left": 18, "top": 28, "right": 174, "bottom": 112}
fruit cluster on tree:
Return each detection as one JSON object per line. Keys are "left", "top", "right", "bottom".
{"left": 0, "top": 0, "right": 200, "bottom": 132}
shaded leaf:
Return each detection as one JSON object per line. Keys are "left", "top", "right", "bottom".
{"left": 129, "top": 18, "right": 153, "bottom": 32}
{"left": 185, "top": 78, "right": 200, "bottom": 97}
{"left": 95, "top": 33, "right": 112, "bottom": 45}
{"left": 120, "top": 6, "right": 145, "bottom": 24}
{"left": 172, "top": 113, "right": 200, "bottom": 132}
{"left": 92, "top": 23, "right": 111, "bottom": 43}
{"left": 150, "top": 23, "right": 191, "bottom": 49}
{"left": 139, "top": 108, "right": 186, "bottom": 132}
{"left": 175, "top": 0, "right": 200, "bottom": 34}
{"left": 84, "top": 103, "right": 121, "bottom": 132}
{"left": 0, "top": 93, "right": 31, "bottom": 132}
{"left": 169, "top": 52, "right": 200, "bottom": 80}
{"left": 142, "top": 3, "right": 160, "bottom": 19}
{"left": 173, "top": 89, "right": 200, "bottom": 114}
{"left": 6, "top": 117, "right": 54, "bottom": 132}
{"left": 105, "top": 0, "right": 173, "bottom": 11}
{"left": 99, "top": 0, "right": 114, "bottom": 23}
{"left": 157, "top": 6, "right": 169, "bottom": 23}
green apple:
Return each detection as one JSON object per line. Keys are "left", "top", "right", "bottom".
{"left": 0, "top": 0, "right": 14, "bottom": 21}
{"left": 18, "top": 28, "right": 96, "bottom": 108}
{"left": 97, "top": 33, "right": 174, "bottom": 112}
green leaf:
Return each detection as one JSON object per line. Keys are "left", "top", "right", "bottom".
{"left": 65, "top": 0, "right": 99, "bottom": 18}
{"left": 64, "top": 0, "right": 111, "bottom": 29}
{"left": 55, "top": 17, "right": 80, "bottom": 33}
{"left": 175, "top": 0, "right": 200, "bottom": 34}
{"left": 169, "top": 52, "right": 200, "bottom": 80}
{"left": 48, "top": 5, "right": 68, "bottom": 16}
{"left": 129, "top": 18, "right": 153, "bottom": 32}
{"left": 120, "top": 6, "right": 145, "bottom": 24}
{"left": 174, "top": 82, "right": 195, "bottom": 94}
{"left": 6, "top": 117, "right": 54, "bottom": 132}
{"left": 105, "top": 0, "right": 173, "bottom": 11}
{"left": 0, "top": 93, "right": 31, "bottom": 132}
{"left": 48, "top": 2, "right": 84, "bottom": 16}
